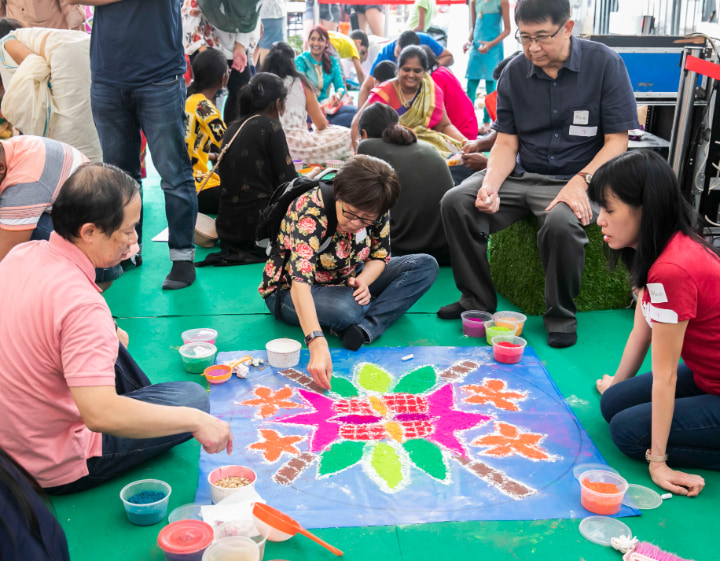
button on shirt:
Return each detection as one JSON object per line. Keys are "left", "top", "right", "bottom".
{"left": 493, "top": 37, "right": 639, "bottom": 178}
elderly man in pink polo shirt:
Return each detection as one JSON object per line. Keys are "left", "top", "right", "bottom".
{"left": 0, "top": 163, "right": 232, "bottom": 493}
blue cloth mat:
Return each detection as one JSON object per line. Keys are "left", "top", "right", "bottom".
{"left": 197, "top": 346, "right": 639, "bottom": 528}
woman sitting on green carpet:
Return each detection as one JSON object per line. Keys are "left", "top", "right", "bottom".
{"left": 592, "top": 150, "right": 720, "bottom": 497}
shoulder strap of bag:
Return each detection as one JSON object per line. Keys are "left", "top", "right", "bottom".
{"left": 195, "top": 114, "right": 259, "bottom": 192}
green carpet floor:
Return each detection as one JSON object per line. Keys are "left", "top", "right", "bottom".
{"left": 51, "top": 163, "right": 719, "bottom": 561}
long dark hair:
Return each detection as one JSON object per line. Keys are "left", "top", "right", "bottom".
{"left": 237, "top": 72, "right": 287, "bottom": 122}
{"left": 589, "top": 150, "right": 718, "bottom": 287}
{"left": 420, "top": 45, "right": 439, "bottom": 73}
{"left": 358, "top": 102, "right": 417, "bottom": 146}
{"left": 0, "top": 447, "right": 57, "bottom": 561}
{"left": 308, "top": 25, "right": 333, "bottom": 74}
{"left": 262, "top": 42, "right": 313, "bottom": 91}
{"left": 187, "top": 47, "right": 228, "bottom": 97}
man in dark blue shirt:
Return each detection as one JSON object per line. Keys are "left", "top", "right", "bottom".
{"left": 439, "top": 0, "right": 638, "bottom": 348}
{"left": 70, "top": 0, "right": 198, "bottom": 290}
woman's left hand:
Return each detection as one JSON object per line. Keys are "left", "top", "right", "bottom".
{"left": 649, "top": 462, "right": 705, "bottom": 497}
{"left": 478, "top": 43, "right": 491, "bottom": 54}
{"left": 596, "top": 374, "right": 614, "bottom": 394}
{"left": 232, "top": 43, "right": 247, "bottom": 72}
{"left": 348, "top": 276, "right": 371, "bottom": 306}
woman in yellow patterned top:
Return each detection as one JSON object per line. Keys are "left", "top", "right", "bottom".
{"left": 185, "top": 48, "right": 228, "bottom": 214}
{"left": 260, "top": 155, "right": 439, "bottom": 390}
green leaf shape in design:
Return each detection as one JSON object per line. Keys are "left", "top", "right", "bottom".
{"left": 330, "top": 376, "right": 359, "bottom": 398}
{"left": 356, "top": 363, "right": 393, "bottom": 393}
{"left": 402, "top": 439, "right": 448, "bottom": 481}
{"left": 317, "top": 441, "right": 366, "bottom": 477}
{"left": 392, "top": 365, "right": 437, "bottom": 394}
{"left": 369, "top": 442, "right": 404, "bottom": 490}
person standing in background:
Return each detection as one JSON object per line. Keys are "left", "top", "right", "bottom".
{"left": 407, "top": 0, "right": 435, "bottom": 32}
{"left": 181, "top": 0, "right": 260, "bottom": 125}
{"left": 465, "top": 0, "right": 510, "bottom": 134}
{"left": 73, "top": 0, "right": 198, "bottom": 290}
{"left": 255, "top": 0, "right": 286, "bottom": 69}
{"left": 0, "top": 0, "right": 85, "bottom": 30}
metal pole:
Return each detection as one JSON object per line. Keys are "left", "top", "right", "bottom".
{"left": 669, "top": 46, "right": 704, "bottom": 179}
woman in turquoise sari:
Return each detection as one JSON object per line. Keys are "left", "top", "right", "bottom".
{"left": 465, "top": 0, "right": 510, "bottom": 132}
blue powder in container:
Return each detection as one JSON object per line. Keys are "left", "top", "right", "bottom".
{"left": 127, "top": 490, "right": 166, "bottom": 504}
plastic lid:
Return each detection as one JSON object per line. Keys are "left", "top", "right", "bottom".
{"left": 622, "top": 484, "right": 662, "bottom": 510}
{"left": 157, "top": 520, "right": 214, "bottom": 554}
{"left": 579, "top": 516, "right": 632, "bottom": 547}
{"left": 167, "top": 503, "right": 205, "bottom": 524}
{"left": 573, "top": 463, "right": 620, "bottom": 481}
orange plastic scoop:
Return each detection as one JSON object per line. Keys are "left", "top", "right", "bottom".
{"left": 252, "top": 503, "right": 343, "bottom": 556}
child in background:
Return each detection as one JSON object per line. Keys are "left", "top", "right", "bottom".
{"left": 185, "top": 48, "right": 228, "bottom": 214}
{"left": 372, "top": 60, "right": 396, "bottom": 86}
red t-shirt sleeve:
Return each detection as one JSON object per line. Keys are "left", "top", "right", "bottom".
{"left": 647, "top": 262, "right": 697, "bottom": 323}
{"left": 60, "top": 303, "right": 118, "bottom": 387}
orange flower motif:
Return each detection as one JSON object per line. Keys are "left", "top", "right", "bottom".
{"left": 461, "top": 379, "right": 527, "bottom": 411}
{"left": 249, "top": 429, "right": 304, "bottom": 462}
{"left": 472, "top": 422, "right": 550, "bottom": 461}
{"left": 239, "top": 386, "right": 304, "bottom": 418}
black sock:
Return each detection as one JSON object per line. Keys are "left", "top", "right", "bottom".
{"left": 342, "top": 325, "right": 366, "bottom": 351}
{"left": 162, "top": 260, "right": 196, "bottom": 290}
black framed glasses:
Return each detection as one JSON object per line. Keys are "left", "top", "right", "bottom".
{"left": 515, "top": 21, "right": 567, "bottom": 46}
{"left": 340, "top": 201, "right": 382, "bottom": 227}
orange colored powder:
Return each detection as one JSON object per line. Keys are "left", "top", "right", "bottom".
{"left": 582, "top": 477, "right": 620, "bottom": 494}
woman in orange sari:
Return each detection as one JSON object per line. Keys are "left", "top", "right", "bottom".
{"left": 351, "top": 45, "right": 466, "bottom": 156}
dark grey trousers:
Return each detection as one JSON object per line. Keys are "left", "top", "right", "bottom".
{"left": 440, "top": 171, "right": 599, "bottom": 334}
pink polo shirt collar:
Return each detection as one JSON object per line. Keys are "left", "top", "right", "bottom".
{"left": 48, "top": 232, "right": 102, "bottom": 292}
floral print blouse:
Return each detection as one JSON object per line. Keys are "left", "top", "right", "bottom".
{"left": 259, "top": 186, "right": 391, "bottom": 298}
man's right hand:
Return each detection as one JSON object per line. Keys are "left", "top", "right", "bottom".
{"left": 193, "top": 413, "right": 233, "bottom": 455}
{"left": 475, "top": 185, "right": 500, "bottom": 214}
{"left": 308, "top": 337, "right": 333, "bottom": 390}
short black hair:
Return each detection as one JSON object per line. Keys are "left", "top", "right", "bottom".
{"left": 397, "top": 30, "right": 421, "bottom": 50}
{"left": 350, "top": 30, "right": 369, "bottom": 49}
{"left": 515, "top": 0, "right": 570, "bottom": 26}
{"left": 52, "top": 163, "right": 140, "bottom": 240}
{"left": 372, "top": 60, "right": 397, "bottom": 83}
{"left": 333, "top": 155, "right": 401, "bottom": 216}
{"left": 0, "top": 17, "right": 23, "bottom": 39}
{"left": 493, "top": 52, "right": 521, "bottom": 80}
{"left": 188, "top": 47, "right": 228, "bottom": 96}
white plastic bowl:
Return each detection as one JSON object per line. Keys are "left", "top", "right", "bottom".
{"left": 265, "top": 338, "right": 301, "bottom": 368}
{"left": 208, "top": 465, "right": 257, "bottom": 505}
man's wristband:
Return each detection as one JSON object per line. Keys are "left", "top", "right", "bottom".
{"left": 304, "top": 331, "right": 325, "bottom": 346}
{"left": 645, "top": 449, "right": 669, "bottom": 463}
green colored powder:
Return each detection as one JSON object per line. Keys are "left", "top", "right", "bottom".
{"left": 393, "top": 366, "right": 437, "bottom": 394}
{"left": 370, "top": 442, "right": 403, "bottom": 489}
{"left": 403, "top": 440, "right": 447, "bottom": 481}
{"left": 330, "top": 376, "right": 359, "bottom": 398}
{"left": 357, "top": 364, "right": 392, "bottom": 393}
{"left": 318, "top": 441, "right": 365, "bottom": 476}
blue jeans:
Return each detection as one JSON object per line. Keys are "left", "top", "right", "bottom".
{"left": 91, "top": 76, "right": 196, "bottom": 261}
{"left": 601, "top": 365, "right": 720, "bottom": 470}
{"left": 32, "top": 214, "right": 124, "bottom": 284}
{"left": 265, "top": 254, "right": 438, "bottom": 343}
{"left": 327, "top": 105, "right": 357, "bottom": 128}
{"left": 45, "top": 344, "right": 209, "bottom": 495}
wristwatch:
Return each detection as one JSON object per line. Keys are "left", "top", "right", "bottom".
{"left": 645, "top": 449, "right": 669, "bottom": 463}
{"left": 576, "top": 171, "right": 593, "bottom": 185}
{"left": 304, "top": 331, "right": 325, "bottom": 346}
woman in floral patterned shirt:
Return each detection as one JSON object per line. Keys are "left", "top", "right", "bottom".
{"left": 261, "top": 155, "right": 439, "bottom": 389}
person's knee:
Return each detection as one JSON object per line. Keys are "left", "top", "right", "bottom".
{"left": 413, "top": 253, "right": 439, "bottom": 281}
{"left": 182, "top": 382, "right": 210, "bottom": 413}
{"left": 540, "top": 205, "right": 584, "bottom": 240}
{"left": 608, "top": 412, "right": 647, "bottom": 461}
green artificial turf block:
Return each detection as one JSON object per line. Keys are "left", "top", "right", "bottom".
{"left": 488, "top": 215, "right": 632, "bottom": 315}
